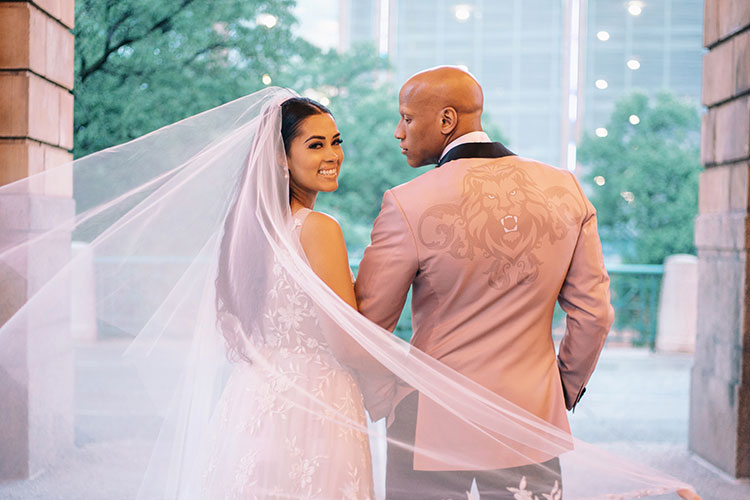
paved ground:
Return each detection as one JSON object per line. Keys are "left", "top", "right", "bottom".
{"left": 0, "top": 343, "right": 748, "bottom": 499}
{"left": 568, "top": 348, "right": 750, "bottom": 500}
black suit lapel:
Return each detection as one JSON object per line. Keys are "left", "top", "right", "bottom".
{"left": 436, "top": 142, "right": 515, "bottom": 168}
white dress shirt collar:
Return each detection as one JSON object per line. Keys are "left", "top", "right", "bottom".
{"left": 439, "top": 131, "right": 492, "bottom": 162}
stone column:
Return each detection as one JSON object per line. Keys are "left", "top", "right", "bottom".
{"left": 691, "top": 0, "right": 750, "bottom": 479}
{"left": 0, "top": 0, "right": 75, "bottom": 481}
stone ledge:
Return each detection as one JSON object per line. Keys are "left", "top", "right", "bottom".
{"left": 0, "top": 192, "right": 75, "bottom": 232}
{"left": 737, "top": 30, "right": 750, "bottom": 96}
{"left": 689, "top": 367, "right": 744, "bottom": 477}
{"left": 699, "top": 164, "right": 731, "bottom": 214}
{"left": 0, "top": 3, "right": 74, "bottom": 89}
{"left": 43, "top": 8, "right": 74, "bottom": 90}
{"left": 739, "top": 391, "right": 750, "bottom": 477}
{"left": 701, "top": 110, "right": 715, "bottom": 166}
{"left": 715, "top": 340, "right": 743, "bottom": 384}
{"left": 696, "top": 250, "right": 747, "bottom": 348}
{"left": 704, "top": 0, "right": 719, "bottom": 48}
{"left": 0, "top": 72, "right": 73, "bottom": 147}
{"left": 34, "top": 0, "right": 74, "bottom": 30}
{"left": 731, "top": 161, "right": 750, "bottom": 212}
{"left": 694, "top": 212, "right": 750, "bottom": 251}
{"left": 691, "top": 343, "right": 743, "bottom": 396}
{"left": 702, "top": 39, "right": 734, "bottom": 107}
{"left": 0, "top": 72, "right": 30, "bottom": 136}
{"left": 699, "top": 161, "right": 750, "bottom": 213}
{"left": 719, "top": 1, "right": 750, "bottom": 46}
{"left": 693, "top": 248, "right": 750, "bottom": 465}
{"left": 58, "top": 90, "right": 73, "bottom": 150}
{"left": 705, "top": 0, "right": 750, "bottom": 48}
{"left": 0, "top": 3, "right": 31, "bottom": 69}
{"left": 0, "top": 139, "right": 73, "bottom": 196}
{"left": 0, "top": 207, "right": 74, "bottom": 481}
{"left": 711, "top": 95, "right": 750, "bottom": 165}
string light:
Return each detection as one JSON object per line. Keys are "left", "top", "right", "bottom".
{"left": 256, "top": 14, "right": 278, "bottom": 29}
{"left": 621, "top": 191, "right": 635, "bottom": 203}
{"left": 454, "top": 5, "right": 472, "bottom": 21}
{"left": 627, "top": 1, "right": 643, "bottom": 16}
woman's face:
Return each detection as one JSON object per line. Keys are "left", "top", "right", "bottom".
{"left": 287, "top": 113, "right": 343, "bottom": 197}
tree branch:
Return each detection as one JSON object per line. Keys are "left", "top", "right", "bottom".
{"left": 80, "top": 0, "right": 199, "bottom": 83}
{"left": 181, "top": 41, "right": 231, "bottom": 67}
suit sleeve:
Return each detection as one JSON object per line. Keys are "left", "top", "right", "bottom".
{"left": 355, "top": 189, "right": 419, "bottom": 332}
{"left": 557, "top": 174, "right": 615, "bottom": 410}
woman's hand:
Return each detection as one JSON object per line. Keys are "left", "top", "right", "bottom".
{"left": 677, "top": 488, "right": 701, "bottom": 500}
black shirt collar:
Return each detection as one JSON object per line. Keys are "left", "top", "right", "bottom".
{"left": 436, "top": 142, "right": 516, "bottom": 168}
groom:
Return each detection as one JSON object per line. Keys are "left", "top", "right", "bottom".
{"left": 355, "top": 66, "right": 614, "bottom": 499}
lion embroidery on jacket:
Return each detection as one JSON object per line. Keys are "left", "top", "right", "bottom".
{"left": 418, "top": 162, "right": 579, "bottom": 290}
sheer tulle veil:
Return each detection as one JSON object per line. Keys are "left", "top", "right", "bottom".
{"left": 0, "top": 87, "right": 699, "bottom": 499}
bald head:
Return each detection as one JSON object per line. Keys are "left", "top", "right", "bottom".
{"left": 402, "top": 66, "right": 484, "bottom": 118}
{"left": 394, "top": 66, "right": 485, "bottom": 167}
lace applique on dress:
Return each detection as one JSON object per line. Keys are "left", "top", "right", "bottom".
{"left": 200, "top": 215, "right": 374, "bottom": 500}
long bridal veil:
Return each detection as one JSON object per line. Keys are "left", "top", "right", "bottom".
{"left": 0, "top": 87, "right": 698, "bottom": 499}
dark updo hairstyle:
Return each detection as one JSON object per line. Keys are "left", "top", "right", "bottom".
{"left": 215, "top": 96, "right": 332, "bottom": 363}
{"left": 280, "top": 97, "right": 332, "bottom": 154}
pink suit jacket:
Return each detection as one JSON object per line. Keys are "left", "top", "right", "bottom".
{"left": 355, "top": 150, "right": 614, "bottom": 470}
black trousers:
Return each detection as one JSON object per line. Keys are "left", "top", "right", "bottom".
{"left": 386, "top": 392, "right": 562, "bottom": 500}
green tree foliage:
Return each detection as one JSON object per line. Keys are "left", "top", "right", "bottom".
{"left": 577, "top": 91, "right": 702, "bottom": 264}
{"left": 72, "top": 2, "right": 506, "bottom": 253}
{"left": 74, "top": 0, "right": 313, "bottom": 156}
{"left": 73, "top": 1, "right": 421, "bottom": 252}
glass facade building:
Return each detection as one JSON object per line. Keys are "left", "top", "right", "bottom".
{"left": 584, "top": 0, "right": 704, "bottom": 134}
{"left": 339, "top": 0, "right": 704, "bottom": 170}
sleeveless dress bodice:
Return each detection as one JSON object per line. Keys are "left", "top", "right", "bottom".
{"left": 200, "top": 208, "right": 374, "bottom": 499}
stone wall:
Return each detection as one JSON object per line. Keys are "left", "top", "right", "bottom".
{"left": 0, "top": 0, "right": 75, "bottom": 481}
{"left": 0, "top": 0, "right": 74, "bottom": 190}
{"left": 691, "top": 0, "right": 750, "bottom": 479}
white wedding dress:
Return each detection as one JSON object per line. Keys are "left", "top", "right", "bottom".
{"left": 200, "top": 208, "right": 375, "bottom": 500}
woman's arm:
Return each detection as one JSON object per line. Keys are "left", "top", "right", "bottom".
{"left": 299, "top": 211, "right": 357, "bottom": 309}
{"left": 300, "top": 210, "right": 397, "bottom": 419}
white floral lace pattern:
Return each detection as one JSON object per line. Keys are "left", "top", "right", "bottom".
{"left": 506, "top": 476, "right": 561, "bottom": 500}
{"left": 200, "top": 215, "right": 374, "bottom": 499}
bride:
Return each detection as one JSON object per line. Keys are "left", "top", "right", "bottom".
{"left": 0, "top": 87, "right": 700, "bottom": 500}
{"left": 202, "top": 96, "right": 376, "bottom": 498}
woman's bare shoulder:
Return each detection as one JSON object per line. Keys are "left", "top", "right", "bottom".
{"left": 301, "top": 210, "right": 341, "bottom": 233}
{"left": 299, "top": 210, "right": 346, "bottom": 256}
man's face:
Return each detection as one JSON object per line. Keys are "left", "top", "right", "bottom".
{"left": 394, "top": 84, "right": 445, "bottom": 167}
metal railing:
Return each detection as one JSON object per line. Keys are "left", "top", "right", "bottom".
{"left": 606, "top": 264, "right": 664, "bottom": 349}
{"left": 552, "top": 264, "right": 664, "bottom": 349}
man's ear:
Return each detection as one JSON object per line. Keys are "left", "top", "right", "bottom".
{"left": 439, "top": 107, "right": 458, "bottom": 135}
